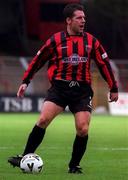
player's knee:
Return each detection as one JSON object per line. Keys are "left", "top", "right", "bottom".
{"left": 37, "top": 116, "right": 49, "bottom": 128}
{"left": 77, "top": 126, "right": 88, "bottom": 137}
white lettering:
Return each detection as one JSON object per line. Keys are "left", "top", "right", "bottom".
{"left": 1, "top": 97, "right": 32, "bottom": 112}
{"left": 1, "top": 98, "right": 11, "bottom": 111}
{"left": 22, "top": 99, "right": 32, "bottom": 112}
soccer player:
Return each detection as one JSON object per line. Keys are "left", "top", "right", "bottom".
{"left": 8, "top": 3, "right": 118, "bottom": 174}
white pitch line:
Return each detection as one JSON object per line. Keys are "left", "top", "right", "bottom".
{"left": 0, "top": 146, "right": 128, "bottom": 151}
{"left": 0, "top": 147, "right": 15, "bottom": 150}
{"left": 93, "top": 147, "right": 128, "bottom": 151}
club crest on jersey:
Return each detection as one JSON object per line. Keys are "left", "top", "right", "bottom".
{"left": 85, "top": 45, "right": 92, "bottom": 54}
{"left": 62, "top": 54, "right": 87, "bottom": 65}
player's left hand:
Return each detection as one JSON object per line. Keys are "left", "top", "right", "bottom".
{"left": 109, "top": 92, "right": 118, "bottom": 102}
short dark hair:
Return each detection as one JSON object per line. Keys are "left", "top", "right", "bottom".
{"left": 63, "top": 3, "right": 85, "bottom": 20}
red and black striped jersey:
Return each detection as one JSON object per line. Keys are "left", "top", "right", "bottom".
{"left": 22, "top": 31, "right": 118, "bottom": 92}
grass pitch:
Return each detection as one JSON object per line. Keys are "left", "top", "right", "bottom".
{"left": 0, "top": 113, "right": 128, "bottom": 180}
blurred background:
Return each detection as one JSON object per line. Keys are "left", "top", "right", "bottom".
{"left": 0, "top": 0, "right": 128, "bottom": 114}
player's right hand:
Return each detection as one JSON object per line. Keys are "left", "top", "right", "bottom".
{"left": 17, "top": 83, "right": 27, "bottom": 98}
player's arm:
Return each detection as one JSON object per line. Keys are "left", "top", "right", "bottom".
{"left": 93, "top": 38, "right": 118, "bottom": 102}
{"left": 22, "top": 38, "right": 53, "bottom": 86}
{"left": 17, "top": 39, "right": 53, "bottom": 98}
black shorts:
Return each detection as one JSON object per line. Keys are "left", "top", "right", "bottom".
{"left": 45, "top": 80, "right": 94, "bottom": 113}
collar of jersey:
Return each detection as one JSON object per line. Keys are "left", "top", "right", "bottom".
{"left": 65, "top": 31, "right": 84, "bottom": 37}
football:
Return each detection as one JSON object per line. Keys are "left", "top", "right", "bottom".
{"left": 20, "top": 153, "right": 43, "bottom": 173}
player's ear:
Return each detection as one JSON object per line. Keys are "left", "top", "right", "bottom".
{"left": 66, "top": 17, "right": 71, "bottom": 25}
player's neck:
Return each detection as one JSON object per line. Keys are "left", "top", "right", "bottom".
{"left": 67, "top": 27, "right": 82, "bottom": 36}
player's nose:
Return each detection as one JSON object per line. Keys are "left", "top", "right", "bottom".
{"left": 82, "top": 17, "right": 86, "bottom": 23}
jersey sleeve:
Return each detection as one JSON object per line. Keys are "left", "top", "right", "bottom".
{"left": 92, "top": 38, "right": 118, "bottom": 92}
{"left": 22, "top": 38, "right": 53, "bottom": 85}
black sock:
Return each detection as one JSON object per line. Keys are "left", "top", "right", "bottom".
{"left": 23, "top": 125, "right": 46, "bottom": 156}
{"left": 69, "top": 134, "right": 88, "bottom": 168}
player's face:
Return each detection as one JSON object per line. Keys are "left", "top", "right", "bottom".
{"left": 67, "top": 10, "right": 86, "bottom": 35}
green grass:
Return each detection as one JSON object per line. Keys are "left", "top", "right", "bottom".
{"left": 0, "top": 113, "right": 128, "bottom": 180}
